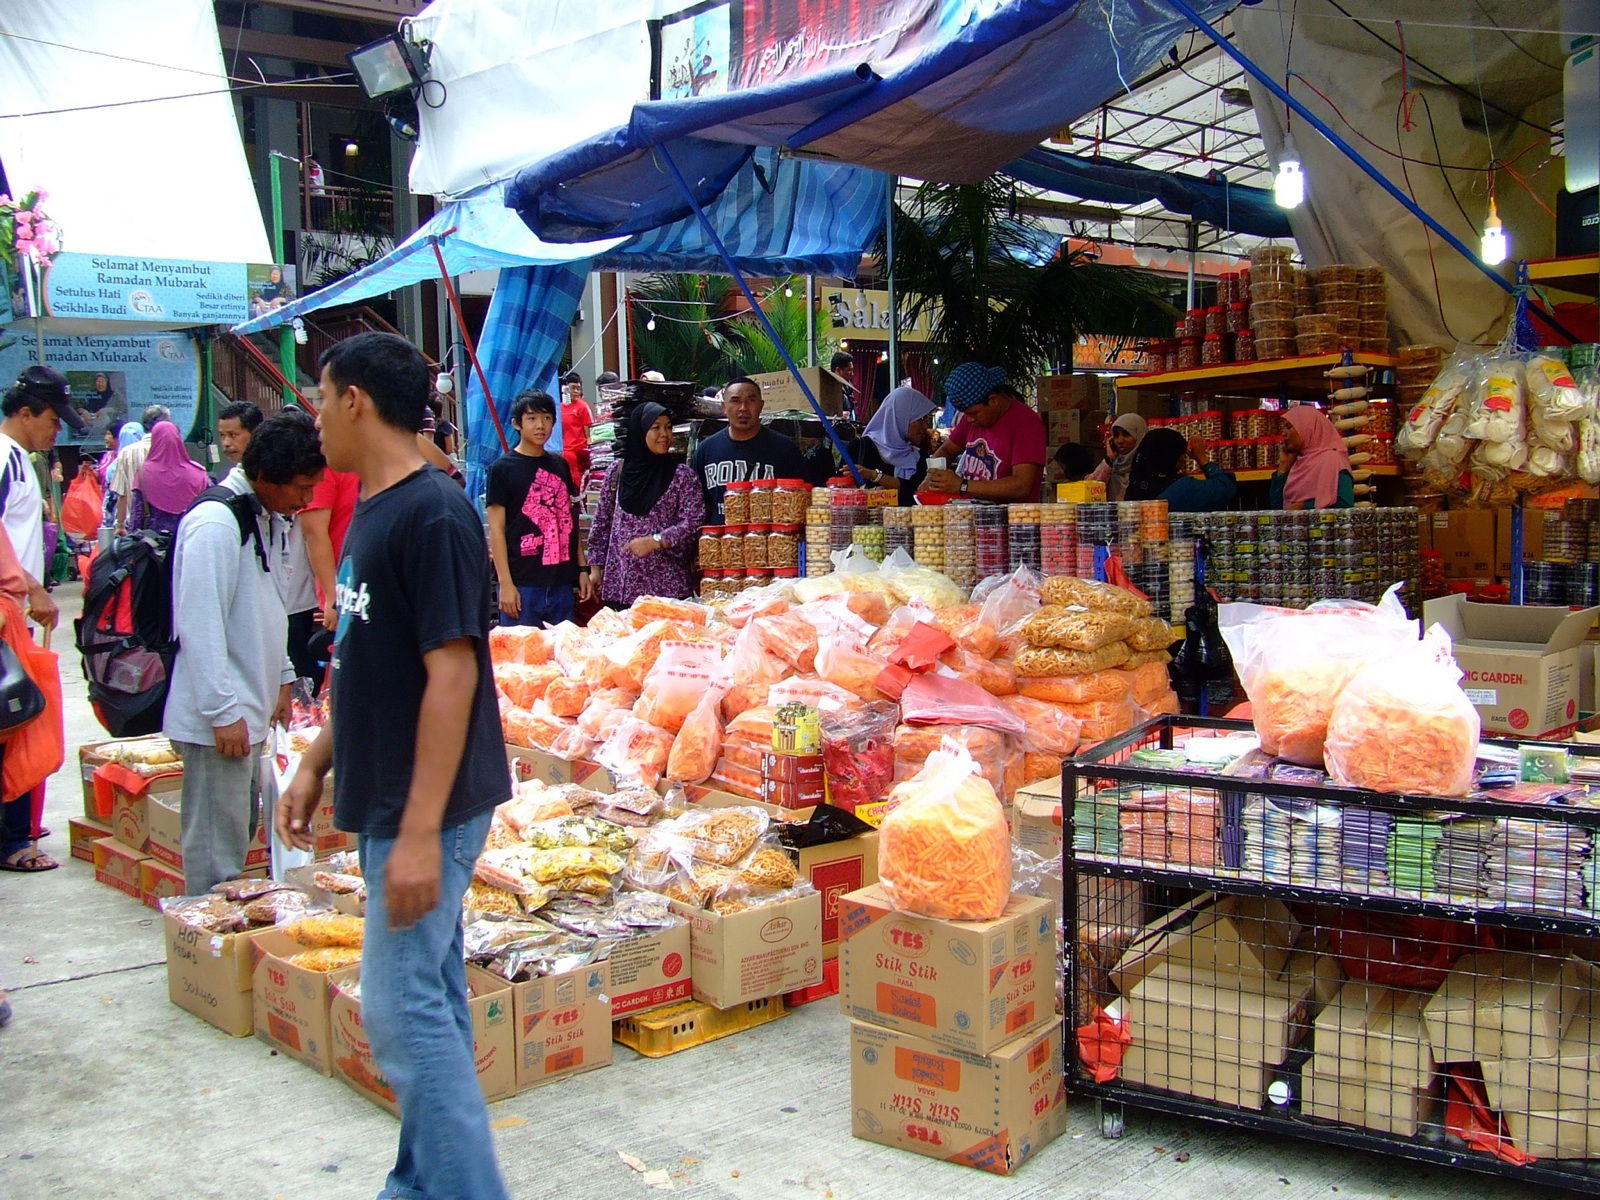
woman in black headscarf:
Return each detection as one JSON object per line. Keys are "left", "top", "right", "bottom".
{"left": 585, "top": 401, "right": 704, "bottom": 606}
{"left": 1124, "top": 427, "right": 1238, "bottom": 513}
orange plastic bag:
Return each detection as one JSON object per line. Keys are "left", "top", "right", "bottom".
{"left": 545, "top": 677, "right": 591, "bottom": 719}
{"left": 879, "top": 739, "right": 1012, "bottom": 921}
{"left": 631, "top": 595, "right": 711, "bottom": 627}
{"left": 893, "top": 724, "right": 1023, "bottom": 803}
{"left": 489, "top": 626, "right": 550, "bottom": 665}
{"left": 940, "top": 646, "right": 1015, "bottom": 696}
{"left": 0, "top": 600, "right": 62, "bottom": 797}
{"left": 1022, "top": 751, "right": 1062, "bottom": 786}
{"left": 753, "top": 609, "right": 819, "bottom": 673}
{"left": 596, "top": 717, "right": 674, "bottom": 789}
{"left": 933, "top": 605, "right": 1001, "bottom": 659}
{"left": 667, "top": 690, "right": 724, "bottom": 784}
{"left": 635, "top": 641, "right": 722, "bottom": 734}
{"left": 814, "top": 633, "right": 888, "bottom": 702}
{"left": 604, "top": 620, "right": 681, "bottom": 692}
{"left": 61, "top": 468, "right": 103, "bottom": 540}
{"left": 576, "top": 697, "right": 630, "bottom": 742}
{"left": 1016, "top": 670, "right": 1132, "bottom": 705}
{"left": 1118, "top": 660, "right": 1173, "bottom": 706}
{"left": 493, "top": 663, "right": 561, "bottom": 709}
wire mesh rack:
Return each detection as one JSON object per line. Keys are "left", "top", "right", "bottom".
{"left": 1065, "top": 715, "right": 1600, "bottom": 1191}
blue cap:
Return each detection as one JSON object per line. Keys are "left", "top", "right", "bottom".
{"left": 943, "top": 361, "right": 1007, "bottom": 412}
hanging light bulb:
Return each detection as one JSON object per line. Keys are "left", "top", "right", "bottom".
{"left": 646, "top": 316, "right": 657, "bottom": 331}
{"left": 839, "top": 339, "right": 849, "bottom": 350}
{"left": 1273, "top": 135, "right": 1304, "bottom": 209}
{"left": 784, "top": 284, "right": 793, "bottom": 297}
{"left": 1481, "top": 196, "right": 1508, "bottom": 266}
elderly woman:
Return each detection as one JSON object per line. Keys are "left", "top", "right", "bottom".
{"left": 1088, "top": 413, "right": 1147, "bottom": 501}
{"left": 853, "top": 383, "right": 936, "bottom": 504}
{"left": 1125, "top": 428, "right": 1237, "bottom": 513}
{"left": 1271, "top": 406, "right": 1355, "bottom": 510}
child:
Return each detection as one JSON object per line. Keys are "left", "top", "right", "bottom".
{"left": 486, "top": 389, "right": 590, "bottom": 626}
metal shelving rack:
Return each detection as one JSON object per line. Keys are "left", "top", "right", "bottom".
{"left": 1064, "top": 715, "right": 1600, "bottom": 1193}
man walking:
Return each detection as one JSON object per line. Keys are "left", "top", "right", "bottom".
{"left": 216, "top": 400, "right": 262, "bottom": 465}
{"left": 278, "top": 332, "right": 511, "bottom": 1200}
{"left": 165, "top": 414, "right": 325, "bottom": 893}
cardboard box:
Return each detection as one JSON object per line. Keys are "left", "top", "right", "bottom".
{"left": 504, "top": 744, "right": 609, "bottom": 790}
{"left": 330, "top": 966, "right": 519, "bottom": 1113}
{"left": 1119, "top": 1043, "right": 1275, "bottom": 1110}
{"left": 164, "top": 911, "right": 269, "bottom": 1037}
{"left": 1056, "top": 480, "right": 1108, "bottom": 503}
{"left": 1045, "top": 410, "right": 1087, "bottom": 445}
{"left": 92, "top": 836, "right": 148, "bottom": 900}
{"left": 838, "top": 886, "right": 1055, "bottom": 1056}
{"left": 749, "top": 366, "right": 847, "bottom": 417}
{"left": 1481, "top": 988, "right": 1600, "bottom": 1115}
{"left": 684, "top": 787, "right": 812, "bottom": 821}
{"left": 1120, "top": 950, "right": 1340, "bottom": 1065}
{"left": 509, "top": 960, "right": 612, "bottom": 1091}
{"left": 1499, "top": 1108, "right": 1600, "bottom": 1159}
{"left": 849, "top": 1019, "right": 1066, "bottom": 1175}
{"left": 1430, "top": 511, "right": 1496, "bottom": 581}
{"left": 1109, "top": 895, "right": 1300, "bottom": 997}
{"left": 789, "top": 832, "right": 879, "bottom": 959}
{"left": 1425, "top": 596, "right": 1599, "bottom": 736}
{"left": 108, "top": 785, "right": 152, "bottom": 852}
{"left": 251, "top": 928, "right": 356, "bottom": 1074}
{"left": 1313, "top": 983, "right": 1435, "bottom": 1091}
{"left": 145, "top": 786, "right": 273, "bottom": 877}
{"left": 1302, "top": 1061, "right": 1435, "bottom": 1136}
{"left": 139, "top": 858, "right": 186, "bottom": 911}
{"left": 1494, "top": 511, "right": 1547, "bottom": 579}
{"left": 1421, "top": 952, "right": 1599, "bottom": 1062}
{"left": 605, "top": 922, "right": 692, "bottom": 1019}
{"left": 670, "top": 889, "right": 822, "bottom": 1008}
{"left": 79, "top": 742, "right": 112, "bottom": 817}
{"left": 68, "top": 815, "right": 113, "bottom": 862}
{"left": 1035, "top": 373, "right": 1103, "bottom": 412}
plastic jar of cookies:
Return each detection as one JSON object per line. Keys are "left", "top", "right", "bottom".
{"left": 743, "top": 525, "right": 770, "bottom": 568}
{"left": 699, "top": 527, "right": 723, "bottom": 569}
{"left": 766, "top": 524, "right": 800, "bottom": 568}
{"left": 772, "top": 479, "right": 812, "bottom": 524}
{"left": 720, "top": 525, "right": 746, "bottom": 571}
{"left": 1175, "top": 337, "right": 1202, "bottom": 371}
{"left": 1233, "top": 327, "right": 1256, "bottom": 361}
{"left": 1204, "top": 305, "right": 1226, "bottom": 336}
{"left": 1201, "top": 333, "right": 1226, "bottom": 366}
{"left": 748, "top": 479, "right": 775, "bottom": 525}
{"left": 723, "top": 481, "right": 751, "bottom": 525}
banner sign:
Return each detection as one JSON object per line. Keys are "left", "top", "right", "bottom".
{"left": 1072, "top": 333, "right": 1150, "bottom": 372}
{"left": 825, "top": 288, "right": 935, "bottom": 342}
{"left": 35, "top": 252, "right": 275, "bottom": 326}
{"left": 0, "top": 330, "right": 200, "bottom": 445}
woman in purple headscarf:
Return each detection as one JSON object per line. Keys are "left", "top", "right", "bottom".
{"left": 129, "top": 421, "right": 210, "bottom": 536}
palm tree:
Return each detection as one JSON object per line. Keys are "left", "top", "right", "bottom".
{"left": 882, "top": 177, "right": 1171, "bottom": 383}
{"left": 709, "top": 278, "right": 836, "bottom": 376}
{"left": 628, "top": 273, "right": 738, "bottom": 384}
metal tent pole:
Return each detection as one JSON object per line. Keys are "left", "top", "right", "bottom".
{"left": 886, "top": 176, "right": 899, "bottom": 393}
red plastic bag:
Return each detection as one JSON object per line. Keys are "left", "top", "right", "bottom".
{"left": 899, "top": 673, "right": 1025, "bottom": 736}
{"left": 61, "top": 468, "right": 103, "bottom": 540}
{"left": 1076, "top": 1007, "right": 1132, "bottom": 1084}
{"left": 0, "top": 598, "right": 63, "bottom": 796}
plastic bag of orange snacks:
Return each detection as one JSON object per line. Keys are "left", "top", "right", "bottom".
{"left": 667, "top": 689, "right": 724, "bottom": 784}
{"left": 493, "top": 663, "right": 562, "bottom": 710}
{"left": 753, "top": 608, "right": 819, "bottom": 673}
{"left": 489, "top": 625, "right": 549, "bottom": 665}
{"left": 635, "top": 641, "right": 722, "bottom": 733}
{"left": 1323, "top": 628, "right": 1479, "bottom": 797}
{"left": 879, "top": 739, "right": 1013, "bottom": 921}
{"left": 545, "top": 677, "right": 590, "bottom": 719}
{"left": 814, "top": 631, "right": 888, "bottom": 701}
{"left": 596, "top": 717, "right": 675, "bottom": 790}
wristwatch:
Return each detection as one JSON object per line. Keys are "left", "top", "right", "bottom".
{"left": 652, "top": 533, "right": 664, "bottom": 548}
{"left": 959, "top": 478, "right": 970, "bottom": 495}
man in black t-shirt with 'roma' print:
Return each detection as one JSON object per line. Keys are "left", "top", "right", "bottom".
{"left": 690, "top": 376, "right": 806, "bottom": 522}
{"left": 486, "top": 388, "right": 589, "bottom": 627}
{"left": 276, "top": 331, "right": 513, "bottom": 1200}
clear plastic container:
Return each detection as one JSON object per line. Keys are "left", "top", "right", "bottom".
{"left": 766, "top": 524, "right": 800, "bottom": 568}
{"left": 699, "top": 527, "right": 723, "bottom": 570}
{"left": 723, "top": 481, "right": 751, "bottom": 525}
{"left": 743, "top": 525, "right": 769, "bottom": 569}
{"left": 748, "top": 479, "right": 775, "bottom": 525}
{"left": 772, "top": 479, "right": 812, "bottom": 524}
{"left": 721, "top": 525, "right": 746, "bottom": 571}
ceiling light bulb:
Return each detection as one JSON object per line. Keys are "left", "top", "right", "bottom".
{"left": 784, "top": 285, "right": 793, "bottom": 297}
{"left": 1481, "top": 198, "right": 1508, "bottom": 266}
{"left": 1273, "top": 137, "right": 1304, "bottom": 209}
{"left": 646, "top": 317, "right": 656, "bottom": 331}
{"left": 839, "top": 340, "right": 849, "bottom": 349}
{"left": 344, "top": 140, "right": 359, "bottom": 156}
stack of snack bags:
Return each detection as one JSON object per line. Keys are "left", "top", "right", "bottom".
{"left": 625, "top": 805, "right": 816, "bottom": 915}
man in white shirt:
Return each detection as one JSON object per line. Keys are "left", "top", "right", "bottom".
{"left": 111, "top": 403, "right": 170, "bottom": 533}
{"left": 0, "top": 366, "right": 88, "bottom": 631}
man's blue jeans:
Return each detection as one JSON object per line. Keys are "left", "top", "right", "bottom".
{"left": 360, "top": 810, "right": 509, "bottom": 1200}
{"left": 515, "top": 584, "right": 574, "bottom": 628}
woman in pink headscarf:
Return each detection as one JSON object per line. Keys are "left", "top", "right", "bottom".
{"left": 130, "top": 421, "right": 211, "bottom": 536}
{"left": 1271, "top": 405, "right": 1354, "bottom": 510}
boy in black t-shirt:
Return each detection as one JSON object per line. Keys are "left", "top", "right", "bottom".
{"left": 486, "top": 389, "right": 589, "bottom": 626}
{"left": 276, "top": 331, "right": 512, "bottom": 1200}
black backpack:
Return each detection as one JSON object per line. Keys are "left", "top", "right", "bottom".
{"left": 75, "top": 486, "right": 267, "bottom": 737}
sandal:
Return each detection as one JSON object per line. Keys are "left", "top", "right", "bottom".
{"left": 31, "top": 827, "right": 50, "bottom": 840}
{"left": 0, "top": 993, "right": 10, "bottom": 1028}
{"left": 0, "top": 847, "right": 59, "bottom": 872}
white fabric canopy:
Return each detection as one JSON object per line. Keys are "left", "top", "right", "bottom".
{"left": 0, "top": 0, "right": 271, "bottom": 263}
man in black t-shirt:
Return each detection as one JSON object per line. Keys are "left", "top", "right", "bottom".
{"left": 689, "top": 376, "right": 806, "bottom": 522}
{"left": 276, "top": 331, "right": 512, "bottom": 1200}
{"left": 486, "top": 389, "right": 588, "bottom": 627}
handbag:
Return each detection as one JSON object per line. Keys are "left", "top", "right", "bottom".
{"left": 0, "top": 639, "right": 45, "bottom": 733}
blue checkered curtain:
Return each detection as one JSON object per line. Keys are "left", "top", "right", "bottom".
{"left": 462, "top": 262, "right": 588, "bottom": 505}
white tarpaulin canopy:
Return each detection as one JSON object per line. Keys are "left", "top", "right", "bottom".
{"left": 0, "top": 0, "right": 271, "bottom": 264}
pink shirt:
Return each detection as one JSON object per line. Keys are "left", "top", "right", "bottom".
{"left": 945, "top": 400, "right": 1048, "bottom": 501}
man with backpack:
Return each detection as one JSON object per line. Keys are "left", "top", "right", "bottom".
{"left": 165, "top": 413, "right": 325, "bottom": 893}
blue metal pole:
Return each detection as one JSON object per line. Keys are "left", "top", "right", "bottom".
{"left": 657, "top": 144, "right": 865, "bottom": 484}
{"left": 1163, "top": 0, "right": 1515, "bottom": 299}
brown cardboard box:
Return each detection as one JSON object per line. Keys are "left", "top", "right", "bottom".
{"left": 790, "top": 832, "right": 879, "bottom": 959}
{"left": 251, "top": 927, "right": 357, "bottom": 1074}
{"left": 606, "top": 921, "right": 692, "bottom": 1019}
{"left": 684, "top": 787, "right": 813, "bottom": 821}
{"left": 837, "top": 886, "right": 1055, "bottom": 1056}
{"left": 1424, "top": 596, "right": 1599, "bottom": 736}
{"left": 1109, "top": 894, "right": 1300, "bottom": 997}
{"left": 1119, "top": 1043, "right": 1275, "bottom": 1110}
{"left": 504, "top": 744, "right": 610, "bottom": 790}
{"left": 1012, "top": 784, "right": 1142, "bottom": 927}
{"left": 1430, "top": 511, "right": 1496, "bottom": 581}
{"left": 139, "top": 858, "right": 186, "bottom": 910}
{"left": 164, "top": 910, "right": 270, "bottom": 1037}
{"left": 509, "top": 959, "right": 612, "bottom": 1091}
{"left": 68, "top": 815, "right": 113, "bottom": 862}
{"left": 146, "top": 785, "right": 272, "bottom": 877}
{"left": 1302, "top": 1061, "right": 1435, "bottom": 1136}
{"left": 330, "top": 966, "right": 519, "bottom": 1113}
{"left": 670, "top": 889, "right": 823, "bottom": 1008}
{"left": 849, "top": 1019, "right": 1066, "bottom": 1175}
{"left": 108, "top": 785, "right": 152, "bottom": 852}
{"left": 1422, "top": 952, "right": 1598, "bottom": 1062}
{"left": 1313, "top": 983, "right": 1435, "bottom": 1090}
{"left": 79, "top": 742, "right": 112, "bottom": 817}
{"left": 749, "top": 366, "right": 848, "bottom": 417}
{"left": 1035, "top": 373, "right": 1103, "bottom": 412}
{"left": 1119, "top": 950, "right": 1340, "bottom": 1065}
{"left": 1500, "top": 1108, "right": 1600, "bottom": 1159}
{"left": 1481, "top": 988, "right": 1600, "bottom": 1115}
{"left": 1494, "top": 510, "right": 1546, "bottom": 579}
{"left": 92, "top": 836, "right": 148, "bottom": 899}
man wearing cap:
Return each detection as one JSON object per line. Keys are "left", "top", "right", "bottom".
{"left": 0, "top": 367, "right": 88, "bottom": 628}
{"left": 923, "top": 362, "right": 1047, "bottom": 502}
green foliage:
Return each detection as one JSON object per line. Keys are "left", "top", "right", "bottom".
{"left": 881, "top": 178, "right": 1172, "bottom": 381}
{"left": 630, "top": 273, "right": 833, "bottom": 385}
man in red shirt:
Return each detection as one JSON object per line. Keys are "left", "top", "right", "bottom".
{"left": 301, "top": 467, "right": 360, "bottom": 631}
{"left": 923, "top": 362, "right": 1047, "bottom": 502}
{"left": 558, "top": 370, "right": 594, "bottom": 484}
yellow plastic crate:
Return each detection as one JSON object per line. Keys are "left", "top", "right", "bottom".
{"left": 614, "top": 996, "right": 787, "bottom": 1058}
